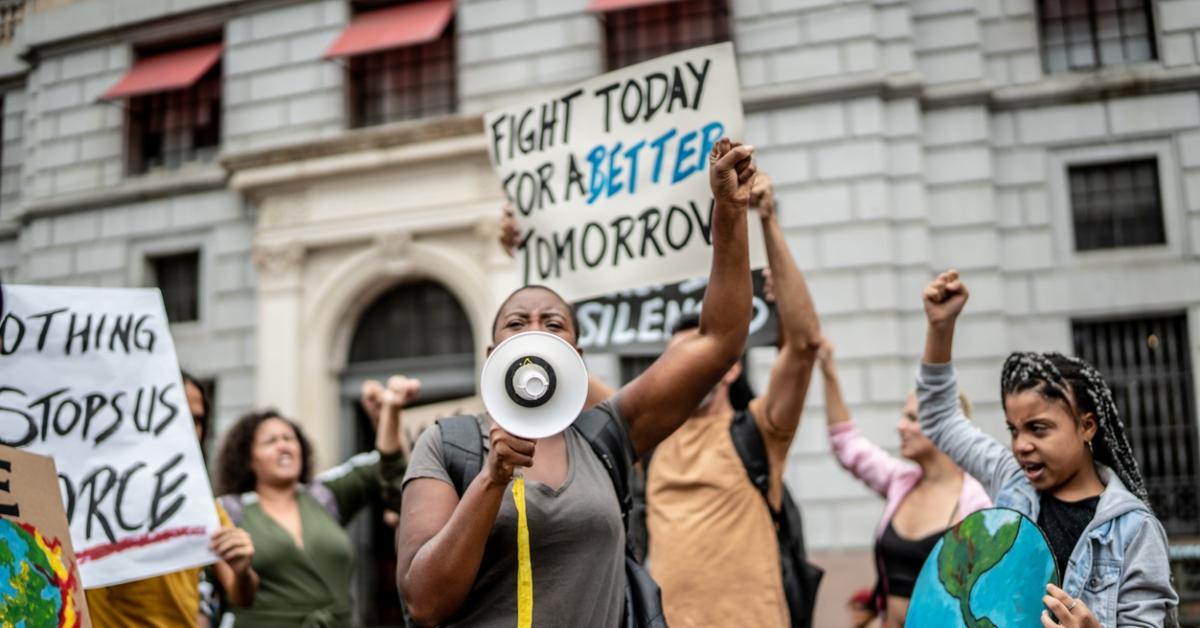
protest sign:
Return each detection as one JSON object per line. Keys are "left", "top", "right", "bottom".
{"left": 0, "top": 285, "right": 220, "bottom": 589}
{"left": 487, "top": 42, "right": 765, "bottom": 302}
{"left": 575, "top": 268, "right": 777, "bottom": 353}
{"left": 0, "top": 445, "right": 92, "bottom": 627}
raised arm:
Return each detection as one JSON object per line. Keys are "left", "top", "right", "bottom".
{"left": 754, "top": 172, "right": 821, "bottom": 437}
{"left": 819, "top": 337, "right": 905, "bottom": 497}
{"left": 917, "top": 270, "right": 1020, "bottom": 495}
{"left": 618, "top": 139, "right": 755, "bottom": 455}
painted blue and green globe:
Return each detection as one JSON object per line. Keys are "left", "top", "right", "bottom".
{"left": 907, "top": 507, "right": 1059, "bottom": 627}
{"left": 0, "top": 518, "right": 80, "bottom": 628}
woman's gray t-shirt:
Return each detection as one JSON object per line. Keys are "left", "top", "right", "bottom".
{"left": 402, "top": 401, "right": 627, "bottom": 628}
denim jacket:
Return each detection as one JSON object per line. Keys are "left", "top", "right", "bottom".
{"left": 917, "top": 362, "right": 1178, "bottom": 627}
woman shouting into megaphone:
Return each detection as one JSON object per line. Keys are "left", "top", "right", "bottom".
{"left": 396, "top": 138, "right": 757, "bottom": 628}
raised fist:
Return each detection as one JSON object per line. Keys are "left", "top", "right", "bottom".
{"left": 708, "top": 138, "right": 756, "bottom": 207}
{"left": 922, "top": 269, "right": 969, "bottom": 328}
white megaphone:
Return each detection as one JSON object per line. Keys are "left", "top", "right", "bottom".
{"left": 480, "top": 331, "right": 588, "bottom": 439}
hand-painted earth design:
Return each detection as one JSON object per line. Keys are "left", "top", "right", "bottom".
{"left": 0, "top": 519, "right": 81, "bottom": 628}
{"left": 907, "top": 507, "right": 1059, "bottom": 627}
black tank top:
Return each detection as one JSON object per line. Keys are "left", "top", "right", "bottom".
{"left": 875, "top": 520, "right": 946, "bottom": 598}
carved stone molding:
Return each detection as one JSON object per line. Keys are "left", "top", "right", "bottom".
{"left": 375, "top": 229, "right": 414, "bottom": 260}
{"left": 253, "top": 241, "right": 306, "bottom": 286}
{"left": 259, "top": 193, "right": 309, "bottom": 229}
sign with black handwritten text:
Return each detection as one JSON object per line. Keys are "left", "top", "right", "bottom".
{"left": 0, "top": 285, "right": 220, "bottom": 589}
{"left": 487, "top": 42, "right": 765, "bottom": 301}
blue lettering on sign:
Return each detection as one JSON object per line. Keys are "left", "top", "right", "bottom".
{"left": 584, "top": 121, "right": 725, "bottom": 205}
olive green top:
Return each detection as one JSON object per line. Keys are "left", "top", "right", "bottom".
{"left": 222, "top": 451, "right": 405, "bottom": 628}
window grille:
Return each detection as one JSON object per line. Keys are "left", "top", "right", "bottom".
{"left": 603, "top": 0, "right": 730, "bottom": 71}
{"left": 347, "top": 16, "right": 456, "bottom": 127}
{"left": 348, "top": 280, "right": 473, "bottom": 362}
{"left": 150, "top": 251, "right": 201, "bottom": 323}
{"left": 1072, "top": 314, "right": 1199, "bottom": 537}
{"left": 1068, "top": 158, "right": 1165, "bottom": 251}
{"left": 1038, "top": 0, "right": 1156, "bottom": 74}
{"left": 127, "top": 64, "right": 221, "bottom": 174}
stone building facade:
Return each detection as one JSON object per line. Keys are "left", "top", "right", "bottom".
{"left": 3, "top": 0, "right": 1199, "bottom": 624}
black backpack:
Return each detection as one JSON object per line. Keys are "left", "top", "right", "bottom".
{"left": 728, "top": 410, "right": 824, "bottom": 628}
{"left": 438, "top": 409, "right": 668, "bottom": 628}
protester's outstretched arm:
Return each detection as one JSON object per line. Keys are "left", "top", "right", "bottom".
{"left": 619, "top": 139, "right": 754, "bottom": 455}
{"left": 820, "top": 337, "right": 904, "bottom": 497}
{"left": 398, "top": 425, "right": 535, "bottom": 626}
{"left": 817, "top": 338, "right": 849, "bottom": 427}
{"left": 752, "top": 172, "right": 820, "bottom": 437}
{"left": 916, "top": 270, "right": 1020, "bottom": 495}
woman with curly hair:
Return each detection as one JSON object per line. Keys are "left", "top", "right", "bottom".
{"left": 215, "top": 378, "right": 414, "bottom": 627}
{"left": 916, "top": 269, "right": 1177, "bottom": 628}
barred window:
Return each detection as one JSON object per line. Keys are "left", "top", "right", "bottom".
{"left": 150, "top": 251, "right": 201, "bottom": 323}
{"left": 346, "top": 2, "right": 456, "bottom": 129}
{"left": 349, "top": 280, "right": 473, "bottom": 362}
{"left": 1038, "top": 0, "right": 1156, "bottom": 74}
{"left": 127, "top": 59, "right": 221, "bottom": 174}
{"left": 603, "top": 0, "right": 730, "bottom": 71}
{"left": 1068, "top": 158, "right": 1165, "bottom": 251}
{"left": 1072, "top": 314, "right": 1199, "bottom": 537}
{"left": 620, "top": 354, "right": 658, "bottom": 384}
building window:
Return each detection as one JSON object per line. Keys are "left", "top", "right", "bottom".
{"left": 1072, "top": 314, "right": 1199, "bottom": 537}
{"left": 1038, "top": 0, "right": 1156, "bottom": 74}
{"left": 339, "top": 1, "right": 457, "bottom": 128}
{"left": 119, "top": 42, "right": 223, "bottom": 174}
{"left": 602, "top": 0, "right": 730, "bottom": 71}
{"left": 150, "top": 251, "right": 201, "bottom": 323}
{"left": 1068, "top": 158, "right": 1165, "bottom": 251}
{"left": 349, "top": 280, "right": 473, "bottom": 362}
{"left": 620, "top": 354, "right": 658, "bottom": 385}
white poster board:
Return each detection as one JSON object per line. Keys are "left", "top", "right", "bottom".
{"left": 0, "top": 285, "right": 220, "bottom": 588}
{"left": 487, "top": 42, "right": 764, "bottom": 302}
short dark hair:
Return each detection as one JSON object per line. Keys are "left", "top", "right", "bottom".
{"left": 669, "top": 312, "right": 702, "bottom": 336}
{"left": 491, "top": 285, "right": 580, "bottom": 342}
{"left": 215, "top": 409, "right": 314, "bottom": 495}
{"left": 667, "top": 311, "right": 755, "bottom": 410}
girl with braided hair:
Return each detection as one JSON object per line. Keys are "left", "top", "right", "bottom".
{"left": 915, "top": 270, "right": 1177, "bottom": 628}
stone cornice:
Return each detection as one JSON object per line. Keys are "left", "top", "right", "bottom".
{"left": 17, "top": 163, "right": 227, "bottom": 221}
{"left": 221, "top": 114, "right": 485, "bottom": 172}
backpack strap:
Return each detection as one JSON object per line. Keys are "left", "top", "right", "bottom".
{"left": 307, "top": 482, "right": 342, "bottom": 522}
{"left": 729, "top": 409, "right": 778, "bottom": 518}
{"left": 437, "top": 415, "right": 487, "bottom": 497}
{"left": 573, "top": 404, "right": 637, "bottom": 524}
{"left": 218, "top": 494, "right": 242, "bottom": 527}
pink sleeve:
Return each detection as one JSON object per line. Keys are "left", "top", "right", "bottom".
{"left": 828, "top": 421, "right": 905, "bottom": 498}
{"left": 956, "top": 474, "right": 994, "bottom": 518}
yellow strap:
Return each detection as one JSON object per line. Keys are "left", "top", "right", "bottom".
{"left": 513, "top": 476, "right": 533, "bottom": 628}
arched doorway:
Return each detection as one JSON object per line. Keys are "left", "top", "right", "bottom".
{"left": 339, "top": 279, "right": 476, "bottom": 626}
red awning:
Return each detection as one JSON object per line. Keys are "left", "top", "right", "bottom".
{"left": 99, "top": 43, "right": 223, "bottom": 100}
{"left": 324, "top": 0, "right": 454, "bottom": 59}
{"left": 587, "top": 0, "right": 680, "bottom": 11}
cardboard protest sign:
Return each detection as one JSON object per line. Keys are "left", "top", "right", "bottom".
{"left": 487, "top": 42, "right": 765, "bottom": 302}
{"left": 0, "top": 445, "right": 92, "bottom": 627}
{"left": 576, "top": 268, "right": 777, "bottom": 353}
{"left": 0, "top": 285, "right": 220, "bottom": 589}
